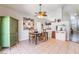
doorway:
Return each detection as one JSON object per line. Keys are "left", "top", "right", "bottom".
{"left": 70, "top": 15, "right": 79, "bottom": 43}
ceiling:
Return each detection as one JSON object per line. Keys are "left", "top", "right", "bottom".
{"left": 0, "top": 4, "right": 62, "bottom": 16}
{"left": 63, "top": 4, "right": 79, "bottom": 16}
{"left": 1, "top": 4, "right": 79, "bottom": 17}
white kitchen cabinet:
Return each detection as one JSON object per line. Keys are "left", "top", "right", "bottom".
{"left": 56, "top": 31, "right": 66, "bottom": 41}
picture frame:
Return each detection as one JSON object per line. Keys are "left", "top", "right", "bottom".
{"left": 23, "top": 17, "right": 34, "bottom": 30}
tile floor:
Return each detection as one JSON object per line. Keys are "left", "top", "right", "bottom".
{"left": 0, "top": 39, "right": 79, "bottom": 54}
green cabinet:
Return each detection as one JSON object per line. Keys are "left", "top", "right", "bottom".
{"left": 1, "top": 16, "right": 10, "bottom": 47}
{"left": 1, "top": 16, "right": 18, "bottom": 47}
{"left": 10, "top": 17, "right": 18, "bottom": 47}
{"left": 0, "top": 18, "right": 1, "bottom": 50}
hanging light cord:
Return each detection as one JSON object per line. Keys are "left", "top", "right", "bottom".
{"left": 39, "top": 4, "right": 42, "bottom": 12}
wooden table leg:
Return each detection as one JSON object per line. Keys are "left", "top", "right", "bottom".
{"left": 46, "top": 32, "right": 48, "bottom": 40}
{"left": 35, "top": 34, "right": 37, "bottom": 45}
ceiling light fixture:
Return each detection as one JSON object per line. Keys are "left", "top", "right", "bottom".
{"left": 35, "top": 4, "right": 47, "bottom": 18}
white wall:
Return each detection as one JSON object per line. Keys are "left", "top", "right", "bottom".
{"left": 0, "top": 6, "right": 30, "bottom": 41}
{"left": 63, "top": 7, "right": 71, "bottom": 41}
{"left": 47, "top": 7, "right": 62, "bottom": 21}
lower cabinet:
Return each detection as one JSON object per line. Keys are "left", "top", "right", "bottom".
{"left": 56, "top": 31, "right": 66, "bottom": 41}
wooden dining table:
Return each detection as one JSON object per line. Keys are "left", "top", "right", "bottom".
{"left": 34, "top": 31, "right": 48, "bottom": 45}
